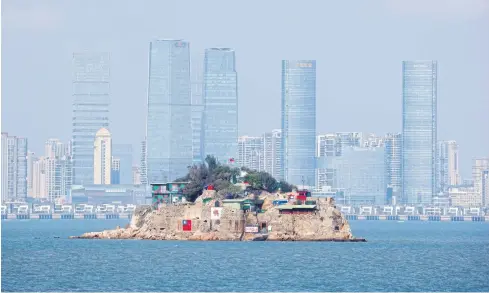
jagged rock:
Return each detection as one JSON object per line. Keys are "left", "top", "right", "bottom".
{"left": 71, "top": 193, "right": 365, "bottom": 242}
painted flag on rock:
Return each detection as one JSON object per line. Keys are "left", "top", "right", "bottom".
{"left": 182, "top": 220, "right": 192, "bottom": 231}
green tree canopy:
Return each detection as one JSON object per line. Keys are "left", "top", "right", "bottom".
{"left": 176, "top": 155, "right": 295, "bottom": 202}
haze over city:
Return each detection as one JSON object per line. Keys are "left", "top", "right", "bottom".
{"left": 2, "top": 0, "right": 489, "bottom": 178}
{"left": 2, "top": 1, "right": 489, "bottom": 292}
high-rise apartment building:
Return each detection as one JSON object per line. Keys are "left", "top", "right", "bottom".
{"left": 472, "top": 158, "right": 489, "bottom": 206}
{"left": 316, "top": 134, "right": 337, "bottom": 189}
{"left": 437, "top": 140, "right": 461, "bottom": 193}
{"left": 72, "top": 52, "right": 110, "bottom": 186}
{"left": 237, "top": 136, "right": 263, "bottom": 171}
{"left": 282, "top": 60, "right": 316, "bottom": 187}
{"left": 335, "top": 132, "right": 362, "bottom": 156}
{"left": 1, "top": 132, "right": 28, "bottom": 201}
{"left": 27, "top": 151, "right": 36, "bottom": 197}
{"left": 132, "top": 166, "right": 142, "bottom": 185}
{"left": 263, "top": 129, "right": 283, "bottom": 181}
{"left": 402, "top": 60, "right": 437, "bottom": 205}
{"left": 44, "top": 157, "right": 71, "bottom": 202}
{"left": 202, "top": 48, "right": 238, "bottom": 164}
{"left": 93, "top": 128, "right": 112, "bottom": 185}
{"left": 146, "top": 39, "right": 193, "bottom": 183}
{"left": 385, "top": 133, "right": 402, "bottom": 197}
{"left": 45, "top": 139, "right": 65, "bottom": 159}
{"left": 32, "top": 157, "right": 46, "bottom": 199}
{"left": 29, "top": 139, "right": 72, "bottom": 201}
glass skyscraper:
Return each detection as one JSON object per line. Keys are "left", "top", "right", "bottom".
{"left": 146, "top": 40, "right": 193, "bottom": 183}
{"left": 402, "top": 60, "right": 437, "bottom": 205}
{"left": 202, "top": 48, "right": 238, "bottom": 164}
{"left": 332, "top": 146, "right": 386, "bottom": 206}
{"left": 281, "top": 60, "right": 316, "bottom": 187}
{"left": 72, "top": 52, "right": 110, "bottom": 186}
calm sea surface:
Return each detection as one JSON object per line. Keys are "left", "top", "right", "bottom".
{"left": 1, "top": 220, "right": 489, "bottom": 292}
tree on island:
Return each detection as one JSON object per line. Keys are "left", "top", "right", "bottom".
{"left": 176, "top": 155, "right": 296, "bottom": 202}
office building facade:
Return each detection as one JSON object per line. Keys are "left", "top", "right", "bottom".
{"left": 332, "top": 146, "right": 386, "bottom": 206}
{"left": 72, "top": 52, "right": 110, "bottom": 185}
{"left": 202, "top": 48, "right": 238, "bottom": 164}
{"left": 146, "top": 39, "right": 193, "bottom": 183}
{"left": 402, "top": 60, "right": 437, "bottom": 205}
{"left": 281, "top": 60, "right": 316, "bottom": 187}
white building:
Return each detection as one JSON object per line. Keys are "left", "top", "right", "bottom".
{"left": 32, "top": 157, "right": 46, "bottom": 199}
{"left": 263, "top": 129, "right": 282, "bottom": 181}
{"left": 237, "top": 136, "right": 263, "bottom": 171}
{"left": 93, "top": 128, "right": 112, "bottom": 185}
{"left": 316, "top": 134, "right": 337, "bottom": 189}
{"left": 448, "top": 186, "right": 481, "bottom": 208}
{"left": 132, "top": 166, "right": 142, "bottom": 185}
{"left": 472, "top": 158, "right": 489, "bottom": 206}
{"left": 437, "top": 141, "right": 461, "bottom": 193}
{"left": 44, "top": 138, "right": 66, "bottom": 159}
{"left": 27, "top": 151, "right": 37, "bottom": 197}
{"left": 1, "top": 132, "right": 28, "bottom": 201}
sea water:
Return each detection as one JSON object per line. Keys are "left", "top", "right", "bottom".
{"left": 2, "top": 220, "right": 488, "bottom": 292}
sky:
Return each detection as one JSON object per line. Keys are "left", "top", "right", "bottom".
{"left": 1, "top": 0, "right": 489, "bottom": 178}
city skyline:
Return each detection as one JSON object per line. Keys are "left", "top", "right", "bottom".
{"left": 2, "top": 0, "right": 488, "bottom": 179}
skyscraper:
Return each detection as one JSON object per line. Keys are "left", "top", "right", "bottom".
{"left": 72, "top": 52, "right": 110, "bottom": 186}
{"left": 44, "top": 139, "right": 65, "bottom": 159}
{"left": 237, "top": 136, "right": 263, "bottom": 171}
{"left": 27, "top": 151, "right": 36, "bottom": 197}
{"left": 402, "top": 60, "right": 437, "bottom": 205}
{"left": 140, "top": 140, "right": 147, "bottom": 185}
{"left": 385, "top": 133, "right": 402, "bottom": 198}
{"left": 316, "top": 134, "right": 338, "bottom": 189}
{"left": 1, "top": 132, "right": 28, "bottom": 201}
{"left": 32, "top": 157, "right": 46, "bottom": 199}
{"left": 93, "top": 128, "right": 112, "bottom": 185}
{"left": 333, "top": 146, "right": 386, "bottom": 206}
{"left": 281, "top": 60, "right": 316, "bottom": 187}
{"left": 202, "top": 48, "right": 238, "bottom": 164}
{"left": 437, "top": 140, "right": 461, "bottom": 193}
{"left": 191, "top": 104, "right": 205, "bottom": 164}
{"left": 472, "top": 158, "right": 489, "bottom": 206}
{"left": 191, "top": 56, "right": 205, "bottom": 164}
{"left": 146, "top": 40, "right": 192, "bottom": 183}
{"left": 263, "top": 129, "right": 283, "bottom": 181}
{"left": 29, "top": 139, "right": 72, "bottom": 202}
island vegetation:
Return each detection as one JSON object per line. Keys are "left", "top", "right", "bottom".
{"left": 176, "top": 155, "right": 296, "bottom": 202}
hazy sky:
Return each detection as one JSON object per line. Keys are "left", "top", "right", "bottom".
{"left": 2, "top": 0, "right": 488, "bottom": 177}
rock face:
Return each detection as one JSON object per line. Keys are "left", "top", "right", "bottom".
{"left": 71, "top": 193, "right": 365, "bottom": 242}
